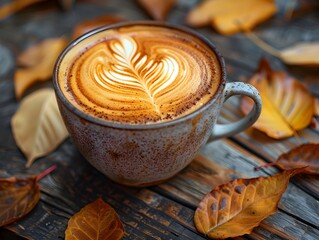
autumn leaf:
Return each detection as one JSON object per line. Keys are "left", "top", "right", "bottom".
{"left": 278, "top": 42, "right": 319, "bottom": 67}
{"left": 240, "top": 58, "right": 315, "bottom": 139}
{"left": 0, "top": 177, "right": 39, "bottom": 226}
{"left": 194, "top": 168, "right": 306, "bottom": 239}
{"left": 246, "top": 33, "right": 319, "bottom": 67}
{"left": 256, "top": 144, "right": 319, "bottom": 175}
{"left": 137, "top": 0, "right": 176, "bottom": 21}
{"left": 0, "top": 0, "right": 44, "bottom": 21}
{"left": 14, "top": 37, "right": 68, "bottom": 99}
{"left": 65, "top": 198, "right": 124, "bottom": 240}
{"left": 72, "top": 15, "right": 124, "bottom": 39}
{"left": 186, "top": 0, "right": 276, "bottom": 35}
{"left": 11, "top": 89, "right": 69, "bottom": 167}
{"left": 0, "top": 166, "right": 56, "bottom": 226}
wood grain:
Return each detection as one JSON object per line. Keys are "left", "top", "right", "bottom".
{"left": 0, "top": 0, "right": 318, "bottom": 239}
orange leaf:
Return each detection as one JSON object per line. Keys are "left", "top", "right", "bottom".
{"left": 0, "top": 177, "right": 39, "bottom": 226}
{"left": 276, "top": 144, "right": 319, "bottom": 174}
{"left": 279, "top": 42, "right": 319, "bottom": 67}
{"left": 194, "top": 168, "right": 306, "bottom": 239}
{"left": 186, "top": 0, "right": 276, "bottom": 35}
{"left": 137, "top": 0, "right": 176, "bottom": 21}
{"left": 14, "top": 37, "right": 68, "bottom": 99}
{"left": 0, "top": 166, "right": 55, "bottom": 226}
{"left": 65, "top": 198, "right": 124, "bottom": 240}
{"left": 241, "top": 59, "right": 315, "bottom": 139}
{"left": 72, "top": 15, "right": 124, "bottom": 39}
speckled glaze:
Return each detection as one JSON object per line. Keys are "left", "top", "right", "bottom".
{"left": 53, "top": 22, "right": 262, "bottom": 186}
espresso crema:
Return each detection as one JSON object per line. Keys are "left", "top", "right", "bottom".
{"left": 59, "top": 25, "right": 221, "bottom": 124}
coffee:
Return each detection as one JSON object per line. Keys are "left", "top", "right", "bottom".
{"left": 59, "top": 25, "right": 221, "bottom": 124}
{"left": 54, "top": 22, "right": 261, "bottom": 186}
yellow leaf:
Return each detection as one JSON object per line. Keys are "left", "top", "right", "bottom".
{"left": 279, "top": 42, "right": 319, "bottom": 66}
{"left": 11, "top": 89, "right": 69, "bottom": 167}
{"left": 194, "top": 168, "right": 306, "bottom": 239}
{"left": 241, "top": 59, "right": 315, "bottom": 139}
{"left": 14, "top": 37, "right": 68, "bottom": 99}
{"left": 186, "top": 0, "right": 277, "bottom": 35}
{"left": 65, "top": 198, "right": 124, "bottom": 240}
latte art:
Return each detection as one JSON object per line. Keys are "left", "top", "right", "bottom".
{"left": 60, "top": 25, "right": 221, "bottom": 124}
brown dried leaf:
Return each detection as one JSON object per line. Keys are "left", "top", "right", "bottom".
{"left": 65, "top": 198, "right": 124, "bottom": 240}
{"left": 0, "top": 166, "right": 56, "bottom": 226}
{"left": 11, "top": 89, "right": 69, "bottom": 167}
{"left": 241, "top": 58, "right": 315, "bottom": 139}
{"left": 279, "top": 42, "right": 319, "bottom": 66}
{"left": 194, "top": 168, "right": 306, "bottom": 239}
{"left": 14, "top": 37, "right": 68, "bottom": 99}
{"left": 186, "top": 0, "right": 276, "bottom": 35}
{"left": 0, "top": 176, "right": 39, "bottom": 226}
{"left": 72, "top": 15, "right": 125, "bottom": 39}
{"left": 276, "top": 144, "right": 319, "bottom": 174}
{"left": 0, "top": 0, "right": 44, "bottom": 21}
{"left": 137, "top": 0, "right": 176, "bottom": 21}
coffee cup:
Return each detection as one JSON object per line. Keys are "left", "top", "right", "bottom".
{"left": 53, "top": 21, "right": 262, "bottom": 186}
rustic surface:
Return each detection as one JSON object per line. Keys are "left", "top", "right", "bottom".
{"left": 0, "top": 0, "right": 319, "bottom": 239}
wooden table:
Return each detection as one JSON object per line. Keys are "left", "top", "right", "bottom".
{"left": 0, "top": 0, "right": 318, "bottom": 239}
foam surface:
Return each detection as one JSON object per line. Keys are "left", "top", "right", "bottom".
{"left": 59, "top": 25, "right": 221, "bottom": 124}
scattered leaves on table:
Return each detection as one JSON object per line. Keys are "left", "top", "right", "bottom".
{"left": 72, "top": 15, "right": 125, "bottom": 39}
{"left": 186, "top": 0, "right": 277, "bottom": 35}
{"left": 14, "top": 37, "right": 68, "bottom": 99}
{"left": 0, "top": 176, "right": 39, "bottom": 226}
{"left": 256, "top": 144, "right": 319, "bottom": 174}
{"left": 241, "top": 58, "right": 315, "bottom": 139}
{"left": 137, "top": 0, "right": 176, "bottom": 21}
{"left": 0, "top": 0, "right": 44, "bottom": 21}
{"left": 65, "top": 197, "right": 124, "bottom": 240}
{"left": 278, "top": 42, "right": 319, "bottom": 67}
{"left": 194, "top": 168, "right": 306, "bottom": 239}
{"left": 11, "top": 89, "right": 69, "bottom": 167}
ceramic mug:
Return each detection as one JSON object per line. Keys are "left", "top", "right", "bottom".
{"left": 53, "top": 21, "right": 262, "bottom": 187}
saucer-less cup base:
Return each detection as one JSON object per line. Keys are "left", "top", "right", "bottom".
{"left": 53, "top": 22, "right": 262, "bottom": 186}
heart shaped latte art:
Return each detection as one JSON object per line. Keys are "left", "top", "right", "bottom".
{"left": 66, "top": 30, "right": 219, "bottom": 124}
{"left": 96, "top": 37, "right": 181, "bottom": 114}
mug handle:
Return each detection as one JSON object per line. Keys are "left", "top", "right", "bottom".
{"left": 208, "top": 82, "right": 262, "bottom": 142}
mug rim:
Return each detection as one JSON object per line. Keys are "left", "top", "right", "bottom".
{"left": 53, "top": 21, "right": 227, "bottom": 130}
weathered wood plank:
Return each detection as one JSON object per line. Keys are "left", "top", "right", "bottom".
{"left": 1, "top": 147, "right": 206, "bottom": 240}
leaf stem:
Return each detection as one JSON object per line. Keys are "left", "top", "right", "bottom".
{"left": 245, "top": 32, "right": 281, "bottom": 58}
{"left": 36, "top": 165, "right": 57, "bottom": 181}
{"left": 254, "top": 162, "right": 277, "bottom": 170}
